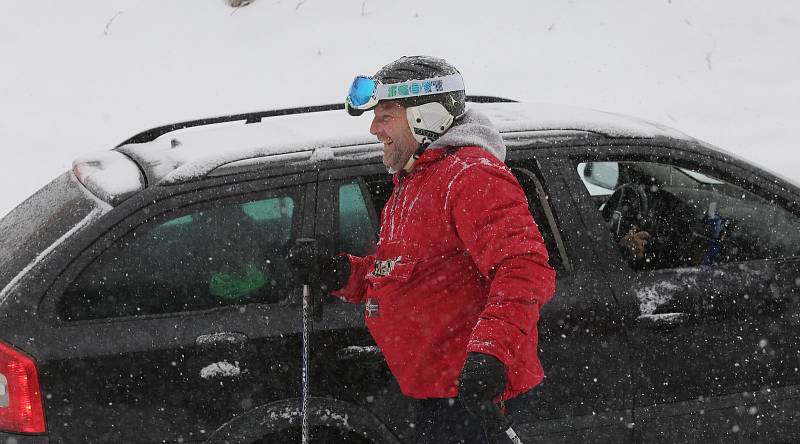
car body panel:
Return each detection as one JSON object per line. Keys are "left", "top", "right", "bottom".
{"left": 0, "top": 173, "right": 103, "bottom": 298}
{"left": 627, "top": 258, "right": 800, "bottom": 442}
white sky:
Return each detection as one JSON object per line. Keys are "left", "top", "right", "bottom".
{"left": 1, "top": 0, "right": 798, "bottom": 217}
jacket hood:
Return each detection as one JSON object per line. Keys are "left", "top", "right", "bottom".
{"left": 427, "top": 108, "right": 506, "bottom": 162}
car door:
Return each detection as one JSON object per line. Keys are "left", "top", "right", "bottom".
{"left": 312, "top": 163, "right": 417, "bottom": 443}
{"left": 502, "top": 151, "right": 634, "bottom": 443}
{"left": 560, "top": 145, "right": 800, "bottom": 443}
{"left": 35, "top": 171, "right": 315, "bottom": 443}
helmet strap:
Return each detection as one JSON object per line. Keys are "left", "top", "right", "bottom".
{"left": 401, "top": 102, "right": 454, "bottom": 172}
{"left": 402, "top": 141, "right": 430, "bottom": 172}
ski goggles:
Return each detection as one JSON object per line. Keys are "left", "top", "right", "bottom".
{"left": 345, "top": 73, "right": 465, "bottom": 115}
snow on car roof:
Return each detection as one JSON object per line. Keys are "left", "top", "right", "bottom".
{"left": 74, "top": 102, "right": 694, "bottom": 205}
{"left": 117, "top": 108, "right": 373, "bottom": 185}
{"left": 479, "top": 102, "right": 692, "bottom": 140}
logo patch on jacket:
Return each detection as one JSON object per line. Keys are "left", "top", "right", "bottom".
{"left": 372, "top": 257, "right": 399, "bottom": 277}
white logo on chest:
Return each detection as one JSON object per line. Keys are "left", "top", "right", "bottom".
{"left": 372, "top": 258, "right": 399, "bottom": 277}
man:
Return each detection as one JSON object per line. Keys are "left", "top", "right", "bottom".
{"left": 603, "top": 176, "right": 727, "bottom": 269}
{"left": 331, "top": 56, "right": 555, "bottom": 444}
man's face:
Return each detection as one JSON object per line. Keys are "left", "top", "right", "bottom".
{"left": 370, "top": 101, "right": 418, "bottom": 173}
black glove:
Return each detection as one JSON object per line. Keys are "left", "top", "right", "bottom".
{"left": 286, "top": 238, "right": 318, "bottom": 283}
{"left": 320, "top": 254, "right": 351, "bottom": 292}
{"left": 287, "top": 237, "right": 351, "bottom": 291}
{"left": 458, "top": 353, "right": 514, "bottom": 441}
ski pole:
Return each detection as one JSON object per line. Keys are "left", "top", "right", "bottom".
{"left": 301, "top": 283, "right": 311, "bottom": 444}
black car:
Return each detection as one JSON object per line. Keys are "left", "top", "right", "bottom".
{"left": 1, "top": 98, "right": 799, "bottom": 443}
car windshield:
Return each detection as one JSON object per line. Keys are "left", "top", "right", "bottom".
{"left": 0, "top": 172, "right": 99, "bottom": 293}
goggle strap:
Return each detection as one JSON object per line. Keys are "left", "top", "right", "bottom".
{"left": 374, "top": 73, "right": 465, "bottom": 101}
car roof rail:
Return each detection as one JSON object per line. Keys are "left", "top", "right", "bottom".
{"left": 116, "top": 96, "right": 518, "bottom": 147}
{"left": 465, "top": 95, "right": 517, "bottom": 104}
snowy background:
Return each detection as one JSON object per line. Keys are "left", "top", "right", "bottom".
{"left": 1, "top": 0, "right": 798, "bottom": 218}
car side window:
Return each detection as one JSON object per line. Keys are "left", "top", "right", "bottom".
{"left": 338, "top": 182, "right": 377, "bottom": 257}
{"left": 577, "top": 160, "right": 800, "bottom": 270}
{"left": 58, "top": 190, "right": 301, "bottom": 321}
{"left": 511, "top": 168, "right": 568, "bottom": 271}
{"left": 362, "top": 175, "right": 394, "bottom": 223}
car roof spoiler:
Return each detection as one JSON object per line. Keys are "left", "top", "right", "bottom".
{"left": 115, "top": 96, "right": 517, "bottom": 147}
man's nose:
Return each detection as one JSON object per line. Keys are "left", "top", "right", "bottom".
{"left": 369, "top": 117, "right": 380, "bottom": 136}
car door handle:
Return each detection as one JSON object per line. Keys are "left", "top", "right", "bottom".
{"left": 337, "top": 345, "right": 383, "bottom": 362}
{"left": 637, "top": 313, "right": 688, "bottom": 330}
{"left": 195, "top": 332, "right": 249, "bottom": 346}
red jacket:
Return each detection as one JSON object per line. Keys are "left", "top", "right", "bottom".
{"left": 334, "top": 113, "right": 555, "bottom": 401}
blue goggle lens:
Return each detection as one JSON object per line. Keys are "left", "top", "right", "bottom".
{"left": 348, "top": 76, "right": 376, "bottom": 107}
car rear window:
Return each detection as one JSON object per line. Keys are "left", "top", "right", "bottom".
{"left": 0, "top": 172, "right": 98, "bottom": 293}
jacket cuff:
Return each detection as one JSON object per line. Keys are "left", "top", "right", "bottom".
{"left": 466, "top": 302, "right": 542, "bottom": 395}
{"left": 466, "top": 317, "right": 521, "bottom": 370}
